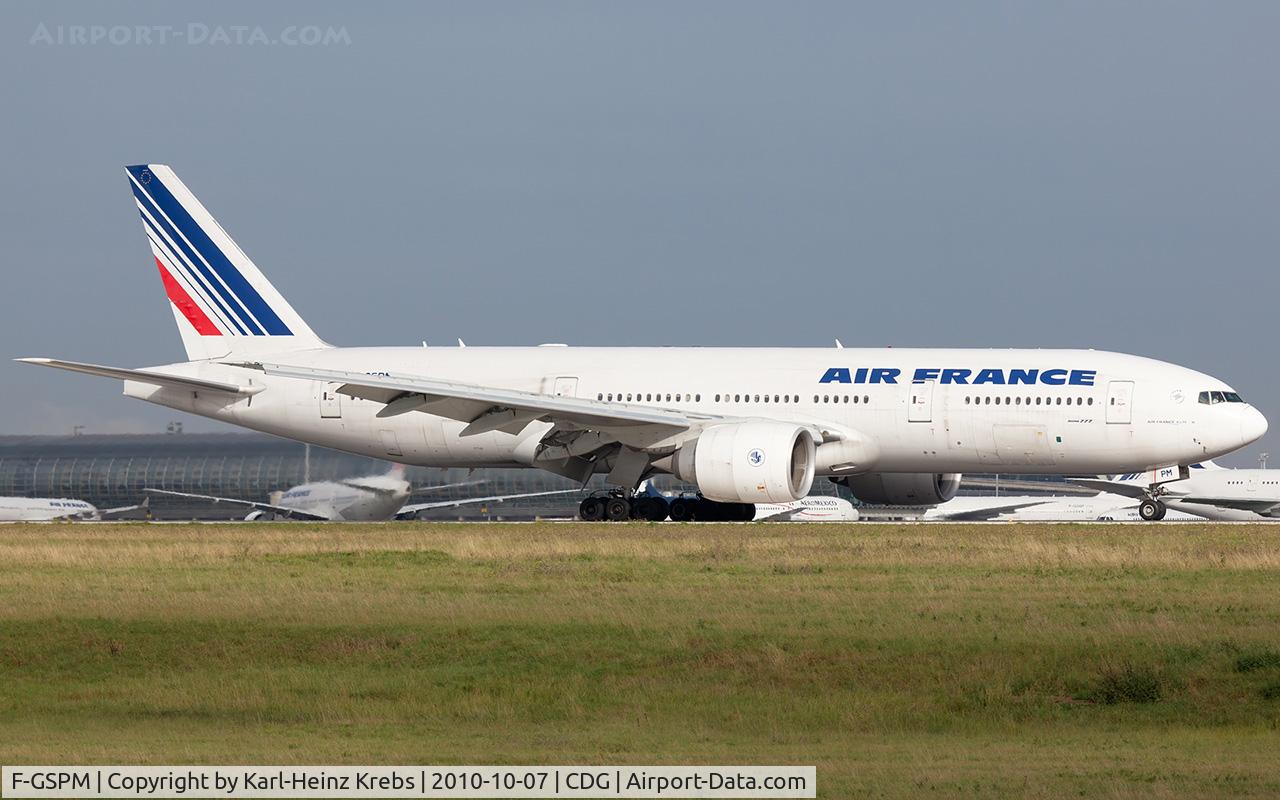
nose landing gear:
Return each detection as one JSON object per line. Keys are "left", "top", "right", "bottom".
{"left": 1138, "top": 498, "right": 1167, "bottom": 521}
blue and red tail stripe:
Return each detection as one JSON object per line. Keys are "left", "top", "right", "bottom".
{"left": 126, "top": 165, "right": 292, "bottom": 336}
{"left": 154, "top": 257, "right": 221, "bottom": 336}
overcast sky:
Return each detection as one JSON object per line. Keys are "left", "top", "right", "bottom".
{"left": 2, "top": 1, "right": 1278, "bottom": 465}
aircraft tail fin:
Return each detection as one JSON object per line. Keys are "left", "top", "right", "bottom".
{"left": 124, "top": 164, "right": 329, "bottom": 361}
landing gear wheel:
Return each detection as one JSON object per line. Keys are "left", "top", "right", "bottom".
{"left": 1138, "top": 499, "right": 1166, "bottom": 521}
{"left": 604, "top": 497, "right": 631, "bottom": 521}
{"left": 579, "top": 497, "right": 604, "bottom": 521}
{"left": 668, "top": 498, "right": 694, "bottom": 522}
{"left": 636, "top": 497, "right": 669, "bottom": 522}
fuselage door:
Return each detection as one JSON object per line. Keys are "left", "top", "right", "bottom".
{"left": 908, "top": 380, "right": 934, "bottom": 423}
{"left": 552, "top": 376, "right": 579, "bottom": 398}
{"left": 319, "top": 383, "right": 343, "bottom": 419}
{"left": 1106, "top": 381, "right": 1134, "bottom": 424}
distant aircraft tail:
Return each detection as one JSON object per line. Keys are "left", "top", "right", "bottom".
{"left": 125, "top": 164, "right": 328, "bottom": 361}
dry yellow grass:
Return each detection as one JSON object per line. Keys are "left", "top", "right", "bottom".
{"left": 1, "top": 521, "right": 1279, "bottom": 798}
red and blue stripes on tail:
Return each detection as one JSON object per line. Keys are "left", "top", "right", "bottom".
{"left": 125, "top": 164, "right": 326, "bottom": 358}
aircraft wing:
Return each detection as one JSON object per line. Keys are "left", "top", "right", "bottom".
{"left": 931, "top": 498, "right": 1053, "bottom": 521}
{"left": 18, "top": 358, "right": 263, "bottom": 396}
{"left": 409, "top": 479, "right": 488, "bottom": 495}
{"left": 1065, "top": 478, "right": 1151, "bottom": 500}
{"left": 1167, "top": 496, "right": 1280, "bottom": 516}
{"left": 752, "top": 505, "right": 797, "bottom": 521}
{"left": 257, "top": 363, "right": 703, "bottom": 443}
{"left": 143, "top": 488, "right": 332, "bottom": 521}
{"left": 395, "top": 489, "right": 580, "bottom": 518}
{"left": 97, "top": 497, "right": 149, "bottom": 519}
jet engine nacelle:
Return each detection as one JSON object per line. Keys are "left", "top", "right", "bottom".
{"left": 841, "top": 472, "right": 962, "bottom": 505}
{"left": 670, "top": 422, "right": 817, "bottom": 503}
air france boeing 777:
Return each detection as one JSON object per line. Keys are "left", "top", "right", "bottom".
{"left": 18, "top": 165, "right": 1268, "bottom": 521}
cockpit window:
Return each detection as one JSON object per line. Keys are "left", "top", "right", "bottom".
{"left": 1200, "top": 390, "right": 1245, "bottom": 405}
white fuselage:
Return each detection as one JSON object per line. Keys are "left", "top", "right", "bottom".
{"left": 0, "top": 497, "right": 100, "bottom": 522}
{"left": 123, "top": 346, "right": 1265, "bottom": 479}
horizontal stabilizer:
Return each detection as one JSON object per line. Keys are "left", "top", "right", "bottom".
{"left": 17, "top": 358, "right": 263, "bottom": 396}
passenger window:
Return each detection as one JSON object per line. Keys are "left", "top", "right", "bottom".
{"left": 695, "top": 394, "right": 701, "bottom": 402}
{"left": 735, "top": 394, "right": 741, "bottom": 403}
{"left": 1087, "top": 397, "right": 1093, "bottom": 406}
{"left": 984, "top": 397, "right": 991, "bottom": 405}
{"left": 813, "top": 395, "right": 819, "bottom": 403}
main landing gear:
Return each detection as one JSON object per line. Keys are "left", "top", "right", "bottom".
{"left": 578, "top": 490, "right": 670, "bottom": 522}
{"left": 577, "top": 491, "right": 756, "bottom": 522}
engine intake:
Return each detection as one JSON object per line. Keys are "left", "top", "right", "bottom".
{"left": 840, "top": 472, "right": 962, "bottom": 505}
{"left": 669, "top": 422, "right": 816, "bottom": 503}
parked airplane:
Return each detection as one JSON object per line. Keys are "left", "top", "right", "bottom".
{"left": 1070, "top": 463, "right": 1280, "bottom": 521}
{"left": 18, "top": 165, "right": 1267, "bottom": 522}
{"left": 753, "top": 495, "right": 860, "bottom": 521}
{"left": 921, "top": 494, "right": 1203, "bottom": 521}
{"left": 0, "top": 497, "right": 144, "bottom": 522}
{"left": 145, "top": 469, "right": 575, "bottom": 521}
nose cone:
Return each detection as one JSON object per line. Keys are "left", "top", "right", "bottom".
{"left": 1242, "top": 406, "right": 1269, "bottom": 446}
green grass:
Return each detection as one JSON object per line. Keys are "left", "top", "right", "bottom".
{"left": 2, "top": 521, "right": 1279, "bottom": 797}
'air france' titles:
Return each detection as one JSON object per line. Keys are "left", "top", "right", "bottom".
{"left": 819, "top": 367, "right": 1097, "bottom": 386}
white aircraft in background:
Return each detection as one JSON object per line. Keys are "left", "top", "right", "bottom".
{"left": 1070, "top": 462, "right": 1280, "bottom": 521}
{"left": 19, "top": 164, "right": 1267, "bottom": 522}
{"left": 145, "top": 467, "right": 576, "bottom": 521}
{"left": 0, "top": 497, "right": 145, "bottom": 522}
{"left": 924, "top": 494, "right": 1203, "bottom": 522}
{"left": 753, "top": 495, "right": 860, "bottom": 521}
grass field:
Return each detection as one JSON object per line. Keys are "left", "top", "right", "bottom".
{"left": 2, "top": 521, "right": 1279, "bottom": 798}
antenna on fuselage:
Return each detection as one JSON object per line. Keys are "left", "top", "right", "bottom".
{"left": 835, "top": 339, "right": 844, "bottom": 349}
